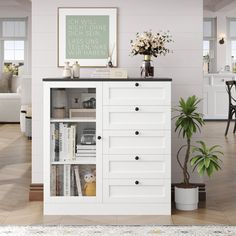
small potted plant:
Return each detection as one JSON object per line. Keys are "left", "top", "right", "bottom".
{"left": 173, "top": 96, "right": 223, "bottom": 211}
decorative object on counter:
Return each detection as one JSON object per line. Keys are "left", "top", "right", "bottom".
{"left": 52, "top": 107, "right": 66, "bottom": 119}
{"left": 3, "top": 62, "right": 24, "bottom": 76}
{"left": 62, "top": 62, "right": 72, "bottom": 78}
{"left": 52, "top": 88, "right": 67, "bottom": 107}
{"left": 91, "top": 68, "right": 110, "bottom": 78}
{"left": 81, "top": 93, "right": 96, "bottom": 108}
{"left": 224, "top": 65, "right": 231, "bottom": 72}
{"left": 83, "top": 98, "right": 96, "bottom": 109}
{"left": 51, "top": 88, "right": 67, "bottom": 118}
{"left": 76, "top": 144, "right": 96, "bottom": 158}
{"left": 130, "top": 30, "right": 173, "bottom": 78}
{"left": 80, "top": 128, "right": 96, "bottom": 145}
{"left": 72, "top": 61, "right": 80, "bottom": 78}
{"left": 107, "top": 44, "right": 115, "bottom": 68}
{"left": 83, "top": 170, "right": 96, "bottom": 196}
{"left": 25, "top": 115, "right": 32, "bottom": 140}
{"left": 58, "top": 8, "right": 117, "bottom": 67}
{"left": 109, "top": 68, "right": 128, "bottom": 78}
{"left": 203, "top": 54, "right": 210, "bottom": 74}
{"left": 173, "top": 96, "right": 223, "bottom": 211}
{"left": 69, "top": 109, "right": 96, "bottom": 119}
{"left": 91, "top": 68, "right": 128, "bottom": 79}
{"left": 71, "top": 97, "right": 80, "bottom": 109}
{"left": 141, "top": 55, "right": 154, "bottom": 78}
{"left": 231, "top": 56, "right": 236, "bottom": 73}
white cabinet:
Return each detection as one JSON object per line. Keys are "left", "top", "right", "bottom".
{"left": 103, "top": 106, "right": 171, "bottom": 130}
{"left": 103, "top": 179, "right": 171, "bottom": 203}
{"left": 103, "top": 81, "right": 171, "bottom": 105}
{"left": 203, "top": 74, "right": 235, "bottom": 119}
{"left": 43, "top": 79, "right": 171, "bottom": 215}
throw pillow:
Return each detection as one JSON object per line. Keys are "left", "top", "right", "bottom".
{"left": 0, "top": 72, "right": 13, "bottom": 93}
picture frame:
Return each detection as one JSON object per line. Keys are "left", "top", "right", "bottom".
{"left": 58, "top": 7, "right": 117, "bottom": 68}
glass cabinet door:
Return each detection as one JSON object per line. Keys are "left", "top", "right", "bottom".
{"left": 49, "top": 86, "right": 98, "bottom": 198}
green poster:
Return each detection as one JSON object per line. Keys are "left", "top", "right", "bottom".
{"left": 66, "top": 15, "right": 109, "bottom": 59}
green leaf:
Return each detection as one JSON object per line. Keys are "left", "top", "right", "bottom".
{"left": 204, "top": 157, "right": 211, "bottom": 168}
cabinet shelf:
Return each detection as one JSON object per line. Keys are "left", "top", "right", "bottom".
{"left": 50, "top": 118, "right": 96, "bottom": 123}
{"left": 51, "top": 157, "right": 96, "bottom": 165}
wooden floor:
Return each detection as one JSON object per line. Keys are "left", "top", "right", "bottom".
{"left": 0, "top": 122, "right": 236, "bottom": 225}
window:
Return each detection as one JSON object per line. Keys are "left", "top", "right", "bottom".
{"left": 203, "top": 18, "right": 217, "bottom": 73}
{"left": 0, "top": 18, "right": 27, "bottom": 75}
{"left": 4, "top": 40, "right": 24, "bottom": 61}
{"left": 228, "top": 18, "right": 236, "bottom": 70}
{"left": 203, "top": 40, "right": 210, "bottom": 57}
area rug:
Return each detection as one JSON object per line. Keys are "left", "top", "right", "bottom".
{"left": 0, "top": 225, "right": 235, "bottom": 236}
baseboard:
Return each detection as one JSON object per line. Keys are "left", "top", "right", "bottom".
{"left": 29, "top": 184, "right": 43, "bottom": 201}
{"left": 29, "top": 183, "right": 206, "bottom": 203}
{"left": 0, "top": 122, "right": 20, "bottom": 124}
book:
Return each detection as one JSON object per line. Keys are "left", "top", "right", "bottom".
{"left": 71, "top": 166, "right": 75, "bottom": 196}
{"left": 54, "top": 123, "right": 60, "bottom": 162}
{"left": 50, "top": 165, "right": 56, "bottom": 196}
{"left": 74, "top": 166, "right": 82, "bottom": 196}
{"left": 63, "top": 123, "right": 68, "bottom": 161}
{"left": 76, "top": 145, "right": 96, "bottom": 150}
{"left": 64, "top": 164, "right": 71, "bottom": 196}
{"left": 59, "top": 123, "right": 64, "bottom": 161}
{"left": 75, "top": 153, "right": 96, "bottom": 157}
{"left": 50, "top": 123, "right": 55, "bottom": 162}
{"left": 56, "top": 165, "right": 63, "bottom": 196}
{"left": 76, "top": 149, "right": 96, "bottom": 153}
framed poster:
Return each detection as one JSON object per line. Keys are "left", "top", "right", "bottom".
{"left": 58, "top": 7, "right": 117, "bottom": 67}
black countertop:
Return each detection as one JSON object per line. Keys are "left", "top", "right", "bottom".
{"left": 43, "top": 78, "right": 172, "bottom": 82}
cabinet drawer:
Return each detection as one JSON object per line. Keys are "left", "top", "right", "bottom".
{"left": 103, "top": 154, "right": 170, "bottom": 179}
{"left": 103, "top": 179, "right": 170, "bottom": 203}
{"left": 212, "top": 77, "right": 234, "bottom": 86}
{"left": 103, "top": 130, "right": 171, "bottom": 154}
{"left": 103, "top": 82, "right": 171, "bottom": 105}
{"left": 103, "top": 106, "right": 170, "bottom": 130}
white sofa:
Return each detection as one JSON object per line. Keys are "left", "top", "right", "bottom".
{"left": 0, "top": 76, "right": 21, "bottom": 122}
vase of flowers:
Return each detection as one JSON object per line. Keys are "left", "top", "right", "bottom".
{"left": 130, "top": 30, "right": 173, "bottom": 78}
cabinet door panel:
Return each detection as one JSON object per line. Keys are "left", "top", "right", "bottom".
{"left": 103, "top": 179, "right": 170, "bottom": 203}
{"left": 103, "top": 130, "right": 171, "bottom": 154}
{"left": 103, "top": 106, "right": 170, "bottom": 130}
{"left": 103, "top": 154, "right": 170, "bottom": 179}
{"left": 103, "top": 82, "right": 171, "bottom": 105}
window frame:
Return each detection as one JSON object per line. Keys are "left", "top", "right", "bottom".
{"left": 0, "top": 18, "right": 28, "bottom": 74}
{"left": 203, "top": 17, "right": 217, "bottom": 73}
{"left": 227, "top": 18, "right": 236, "bottom": 67}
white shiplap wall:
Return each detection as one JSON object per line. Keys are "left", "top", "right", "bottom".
{"left": 32, "top": 0, "right": 203, "bottom": 183}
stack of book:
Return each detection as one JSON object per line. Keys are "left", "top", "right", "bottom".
{"left": 90, "top": 68, "right": 110, "bottom": 78}
{"left": 51, "top": 165, "right": 83, "bottom": 196}
{"left": 76, "top": 145, "right": 96, "bottom": 158}
{"left": 50, "top": 123, "right": 76, "bottom": 162}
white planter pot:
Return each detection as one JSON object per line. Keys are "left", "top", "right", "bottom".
{"left": 175, "top": 186, "right": 199, "bottom": 211}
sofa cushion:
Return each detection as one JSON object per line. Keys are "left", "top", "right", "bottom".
{"left": 0, "top": 72, "right": 13, "bottom": 93}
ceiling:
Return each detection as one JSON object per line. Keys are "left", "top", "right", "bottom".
{"left": 204, "top": 0, "right": 236, "bottom": 11}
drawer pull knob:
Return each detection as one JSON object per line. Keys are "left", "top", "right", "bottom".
{"left": 97, "top": 136, "right": 102, "bottom": 140}
{"left": 135, "top": 107, "right": 139, "bottom": 111}
{"left": 135, "top": 156, "right": 139, "bottom": 160}
{"left": 135, "top": 181, "right": 139, "bottom": 185}
{"left": 135, "top": 131, "right": 139, "bottom": 135}
{"left": 135, "top": 83, "right": 139, "bottom": 87}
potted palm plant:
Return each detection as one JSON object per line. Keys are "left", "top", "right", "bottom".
{"left": 174, "top": 96, "right": 223, "bottom": 211}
